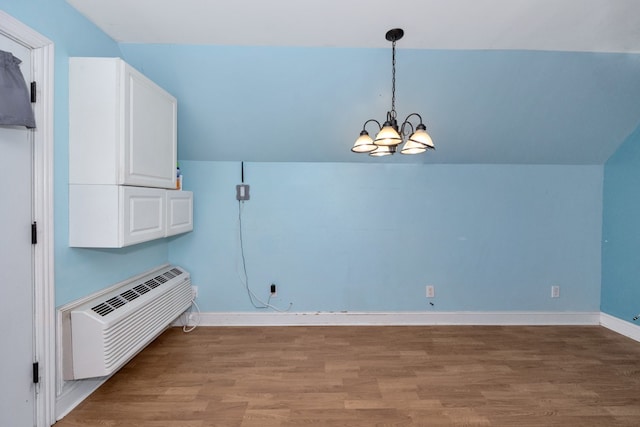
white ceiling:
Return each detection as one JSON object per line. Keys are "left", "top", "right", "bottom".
{"left": 67, "top": 0, "right": 640, "bottom": 53}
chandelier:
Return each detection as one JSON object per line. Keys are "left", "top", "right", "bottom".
{"left": 351, "top": 28, "right": 435, "bottom": 156}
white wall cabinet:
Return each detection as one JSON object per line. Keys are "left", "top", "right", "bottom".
{"left": 70, "top": 185, "right": 164, "bottom": 248}
{"left": 69, "top": 186, "right": 193, "bottom": 248}
{"left": 69, "top": 57, "right": 193, "bottom": 248}
{"left": 69, "top": 57, "right": 177, "bottom": 189}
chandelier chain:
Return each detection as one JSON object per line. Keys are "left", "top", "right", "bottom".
{"left": 391, "top": 40, "right": 396, "bottom": 119}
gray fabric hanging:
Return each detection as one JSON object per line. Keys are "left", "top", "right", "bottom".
{"left": 0, "top": 49, "right": 36, "bottom": 129}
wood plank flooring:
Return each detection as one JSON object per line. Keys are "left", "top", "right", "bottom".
{"left": 54, "top": 326, "right": 640, "bottom": 426}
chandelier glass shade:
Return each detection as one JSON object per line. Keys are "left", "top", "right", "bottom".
{"left": 351, "top": 28, "right": 435, "bottom": 156}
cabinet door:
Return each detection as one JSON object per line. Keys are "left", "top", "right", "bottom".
{"left": 121, "top": 186, "right": 167, "bottom": 246}
{"left": 166, "top": 190, "right": 193, "bottom": 237}
{"left": 123, "top": 63, "right": 177, "bottom": 189}
{"left": 70, "top": 58, "right": 178, "bottom": 188}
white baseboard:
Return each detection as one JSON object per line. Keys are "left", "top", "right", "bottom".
{"left": 600, "top": 312, "right": 640, "bottom": 343}
{"left": 184, "top": 311, "right": 601, "bottom": 327}
{"left": 55, "top": 377, "right": 108, "bottom": 420}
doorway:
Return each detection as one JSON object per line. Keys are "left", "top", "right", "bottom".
{"left": 0, "top": 11, "right": 55, "bottom": 427}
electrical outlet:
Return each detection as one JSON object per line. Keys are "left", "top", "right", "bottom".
{"left": 191, "top": 286, "right": 198, "bottom": 299}
{"left": 426, "top": 285, "right": 435, "bottom": 298}
{"left": 551, "top": 285, "right": 560, "bottom": 298}
{"left": 270, "top": 283, "right": 277, "bottom": 297}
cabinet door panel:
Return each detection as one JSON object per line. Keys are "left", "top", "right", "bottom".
{"left": 122, "top": 187, "right": 166, "bottom": 246}
{"left": 124, "top": 65, "right": 177, "bottom": 188}
{"left": 166, "top": 191, "right": 193, "bottom": 236}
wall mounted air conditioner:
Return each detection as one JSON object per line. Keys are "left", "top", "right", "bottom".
{"left": 61, "top": 264, "right": 192, "bottom": 380}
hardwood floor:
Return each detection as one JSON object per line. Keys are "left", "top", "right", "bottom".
{"left": 55, "top": 325, "right": 640, "bottom": 426}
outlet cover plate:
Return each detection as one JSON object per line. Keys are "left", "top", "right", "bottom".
{"left": 426, "top": 285, "right": 435, "bottom": 298}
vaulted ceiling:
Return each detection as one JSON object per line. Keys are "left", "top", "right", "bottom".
{"left": 66, "top": 0, "right": 640, "bottom": 164}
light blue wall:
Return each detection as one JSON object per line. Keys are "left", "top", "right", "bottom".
{"left": 602, "top": 124, "right": 640, "bottom": 321}
{"left": 0, "top": 1, "right": 170, "bottom": 306}
{"left": 169, "top": 161, "right": 602, "bottom": 312}
{"left": 119, "top": 44, "right": 640, "bottom": 164}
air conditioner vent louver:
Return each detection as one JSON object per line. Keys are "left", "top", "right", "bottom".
{"left": 145, "top": 279, "right": 160, "bottom": 289}
{"left": 91, "top": 303, "right": 114, "bottom": 316}
{"left": 134, "top": 284, "right": 150, "bottom": 295}
{"left": 120, "top": 289, "right": 139, "bottom": 302}
{"left": 106, "top": 296, "right": 126, "bottom": 309}
{"left": 68, "top": 265, "right": 192, "bottom": 380}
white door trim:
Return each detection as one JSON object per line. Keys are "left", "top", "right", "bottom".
{"left": 0, "top": 10, "right": 55, "bottom": 427}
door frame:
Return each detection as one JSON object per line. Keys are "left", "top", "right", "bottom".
{"left": 0, "top": 11, "right": 55, "bottom": 427}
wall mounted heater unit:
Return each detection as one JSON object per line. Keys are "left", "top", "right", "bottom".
{"left": 61, "top": 264, "right": 192, "bottom": 380}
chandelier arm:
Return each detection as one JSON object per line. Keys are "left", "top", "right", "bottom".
{"left": 403, "top": 113, "right": 424, "bottom": 125}
{"left": 399, "top": 120, "right": 415, "bottom": 138}
{"left": 361, "top": 119, "right": 382, "bottom": 132}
